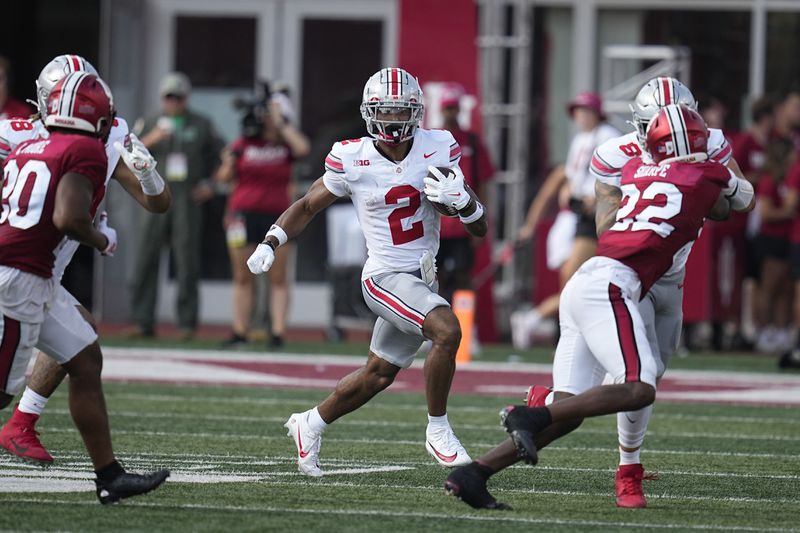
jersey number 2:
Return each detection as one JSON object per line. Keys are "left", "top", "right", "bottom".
{"left": 386, "top": 185, "right": 424, "bottom": 245}
{"left": 610, "top": 181, "right": 683, "bottom": 237}
{"left": 1, "top": 160, "right": 52, "bottom": 229}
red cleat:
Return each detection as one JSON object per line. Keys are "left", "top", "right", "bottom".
{"left": 0, "top": 407, "right": 54, "bottom": 465}
{"left": 615, "top": 463, "right": 647, "bottom": 508}
{"left": 524, "top": 385, "right": 551, "bottom": 408}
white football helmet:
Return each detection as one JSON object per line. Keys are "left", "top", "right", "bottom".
{"left": 631, "top": 77, "right": 697, "bottom": 143}
{"left": 35, "top": 55, "right": 98, "bottom": 119}
{"left": 360, "top": 68, "right": 424, "bottom": 145}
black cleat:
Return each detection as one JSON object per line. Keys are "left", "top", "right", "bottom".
{"left": 779, "top": 350, "right": 800, "bottom": 370}
{"left": 444, "top": 463, "right": 511, "bottom": 510}
{"left": 95, "top": 469, "right": 170, "bottom": 504}
{"left": 500, "top": 405, "right": 540, "bottom": 465}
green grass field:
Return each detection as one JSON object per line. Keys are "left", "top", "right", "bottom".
{"left": 2, "top": 356, "right": 799, "bottom": 533}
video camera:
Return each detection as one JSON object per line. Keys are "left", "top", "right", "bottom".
{"left": 232, "top": 81, "right": 272, "bottom": 139}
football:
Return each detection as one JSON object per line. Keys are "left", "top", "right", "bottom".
{"left": 425, "top": 166, "right": 478, "bottom": 218}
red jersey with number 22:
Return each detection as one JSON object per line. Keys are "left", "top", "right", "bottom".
{"left": 597, "top": 158, "right": 733, "bottom": 295}
{"left": 0, "top": 132, "right": 107, "bottom": 278}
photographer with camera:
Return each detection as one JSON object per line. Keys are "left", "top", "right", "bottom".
{"left": 215, "top": 85, "right": 310, "bottom": 348}
{"left": 510, "top": 92, "right": 619, "bottom": 349}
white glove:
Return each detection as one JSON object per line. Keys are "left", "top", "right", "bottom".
{"left": 96, "top": 211, "right": 117, "bottom": 256}
{"left": 113, "top": 133, "right": 165, "bottom": 195}
{"left": 247, "top": 243, "right": 275, "bottom": 274}
{"left": 423, "top": 166, "right": 470, "bottom": 211}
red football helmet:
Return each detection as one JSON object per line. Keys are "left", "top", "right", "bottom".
{"left": 44, "top": 72, "right": 115, "bottom": 142}
{"left": 645, "top": 104, "right": 709, "bottom": 164}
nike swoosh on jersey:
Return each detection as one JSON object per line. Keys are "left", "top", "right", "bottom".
{"left": 423, "top": 151, "right": 437, "bottom": 158}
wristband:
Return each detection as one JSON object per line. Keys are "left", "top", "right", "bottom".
{"left": 266, "top": 224, "right": 288, "bottom": 246}
{"left": 262, "top": 240, "right": 277, "bottom": 251}
{"left": 459, "top": 202, "right": 484, "bottom": 224}
{"left": 140, "top": 169, "right": 166, "bottom": 196}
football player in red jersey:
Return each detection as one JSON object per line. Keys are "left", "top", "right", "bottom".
{"left": 0, "top": 72, "right": 169, "bottom": 503}
{"left": 0, "top": 54, "right": 171, "bottom": 467}
{"left": 444, "top": 105, "right": 755, "bottom": 511}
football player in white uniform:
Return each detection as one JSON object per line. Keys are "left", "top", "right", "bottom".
{"left": 523, "top": 77, "right": 748, "bottom": 507}
{"left": 0, "top": 55, "right": 171, "bottom": 466}
{"left": 248, "top": 68, "right": 487, "bottom": 476}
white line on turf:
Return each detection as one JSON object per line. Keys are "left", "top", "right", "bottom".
{"left": 39, "top": 408, "right": 800, "bottom": 441}
{"left": 4, "top": 497, "right": 798, "bottom": 531}
{"left": 27, "top": 427, "right": 800, "bottom": 460}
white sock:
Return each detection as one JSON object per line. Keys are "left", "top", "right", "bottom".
{"left": 306, "top": 407, "right": 328, "bottom": 434}
{"left": 427, "top": 413, "right": 449, "bottom": 430}
{"left": 619, "top": 447, "right": 641, "bottom": 465}
{"left": 18, "top": 387, "right": 49, "bottom": 416}
{"left": 617, "top": 404, "right": 653, "bottom": 465}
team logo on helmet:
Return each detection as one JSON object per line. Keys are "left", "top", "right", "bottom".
{"left": 645, "top": 104, "right": 709, "bottom": 164}
{"left": 44, "top": 72, "right": 115, "bottom": 142}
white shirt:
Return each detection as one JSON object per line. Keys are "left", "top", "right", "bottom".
{"left": 0, "top": 116, "right": 128, "bottom": 280}
{"left": 565, "top": 123, "right": 619, "bottom": 199}
{"left": 322, "top": 128, "right": 462, "bottom": 280}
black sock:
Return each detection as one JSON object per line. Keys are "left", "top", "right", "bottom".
{"left": 528, "top": 406, "right": 553, "bottom": 429}
{"left": 95, "top": 460, "right": 124, "bottom": 483}
{"left": 474, "top": 461, "right": 495, "bottom": 479}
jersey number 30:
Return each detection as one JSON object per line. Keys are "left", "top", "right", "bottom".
{"left": 610, "top": 181, "right": 682, "bottom": 238}
{"left": 1, "top": 160, "right": 52, "bottom": 229}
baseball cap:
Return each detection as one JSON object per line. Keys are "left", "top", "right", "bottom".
{"left": 567, "top": 91, "right": 604, "bottom": 119}
{"left": 440, "top": 82, "right": 465, "bottom": 108}
{"left": 160, "top": 72, "right": 191, "bottom": 97}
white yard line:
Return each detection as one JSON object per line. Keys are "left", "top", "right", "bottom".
{"left": 3, "top": 497, "right": 798, "bottom": 531}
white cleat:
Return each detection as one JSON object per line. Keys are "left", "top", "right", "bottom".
{"left": 425, "top": 425, "right": 472, "bottom": 467}
{"left": 284, "top": 412, "right": 323, "bottom": 477}
{"left": 510, "top": 309, "right": 541, "bottom": 350}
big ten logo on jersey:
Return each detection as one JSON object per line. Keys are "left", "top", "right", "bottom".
{"left": 354, "top": 159, "right": 370, "bottom": 167}
{"left": 619, "top": 142, "right": 642, "bottom": 157}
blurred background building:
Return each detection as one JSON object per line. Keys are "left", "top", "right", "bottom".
{"left": 1, "top": 0, "right": 799, "bottom": 345}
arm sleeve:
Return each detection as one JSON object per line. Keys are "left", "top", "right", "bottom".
{"left": 708, "top": 129, "right": 733, "bottom": 164}
{"left": 590, "top": 149, "right": 623, "bottom": 186}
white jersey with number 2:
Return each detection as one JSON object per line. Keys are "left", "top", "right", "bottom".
{"left": 322, "top": 128, "right": 462, "bottom": 280}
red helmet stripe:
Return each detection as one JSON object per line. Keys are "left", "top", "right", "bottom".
{"left": 390, "top": 68, "right": 399, "bottom": 96}
{"left": 661, "top": 78, "right": 672, "bottom": 105}
{"left": 69, "top": 55, "right": 81, "bottom": 72}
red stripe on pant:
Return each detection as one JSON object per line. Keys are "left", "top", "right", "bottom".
{"left": 0, "top": 315, "right": 21, "bottom": 391}
{"left": 364, "top": 278, "right": 424, "bottom": 328}
{"left": 608, "top": 284, "right": 641, "bottom": 382}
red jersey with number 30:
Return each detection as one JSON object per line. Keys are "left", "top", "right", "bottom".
{"left": 0, "top": 132, "right": 107, "bottom": 278}
{"left": 597, "top": 158, "right": 733, "bottom": 295}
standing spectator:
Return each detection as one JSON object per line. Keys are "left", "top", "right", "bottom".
{"left": 773, "top": 90, "right": 800, "bottom": 150}
{"left": 733, "top": 97, "right": 774, "bottom": 181}
{"left": 436, "top": 82, "right": 495, "bottom": 302}
{"left": 754, "top": 139, "right": 796, "bottom": 353}
{"left": 511, "top": 92, "right": 619, "bottom": 348}
{"left": 129, "top": 72, "right": 224, "bottom": 339}
{"left": 733, "top": 97, "right": 775, "bottom": 347}
{"left": 0, "top": 55, "right": 33, "bottom": 119}
{"left": 215, "top": 93, "right": 310, "bottom": 348}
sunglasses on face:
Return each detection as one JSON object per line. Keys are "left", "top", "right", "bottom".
{"left": 164, "top": 94, "right": 186, "bottom": 101}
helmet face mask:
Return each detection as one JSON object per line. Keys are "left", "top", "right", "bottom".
{"left": 360, "top": 68, "right": 424, "bottom": 145}
{"left": 35, "top": 55, "right": 98, "bottom": 119}
{"left": 631, "top": 77, "right": 697, "bottom": 144}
